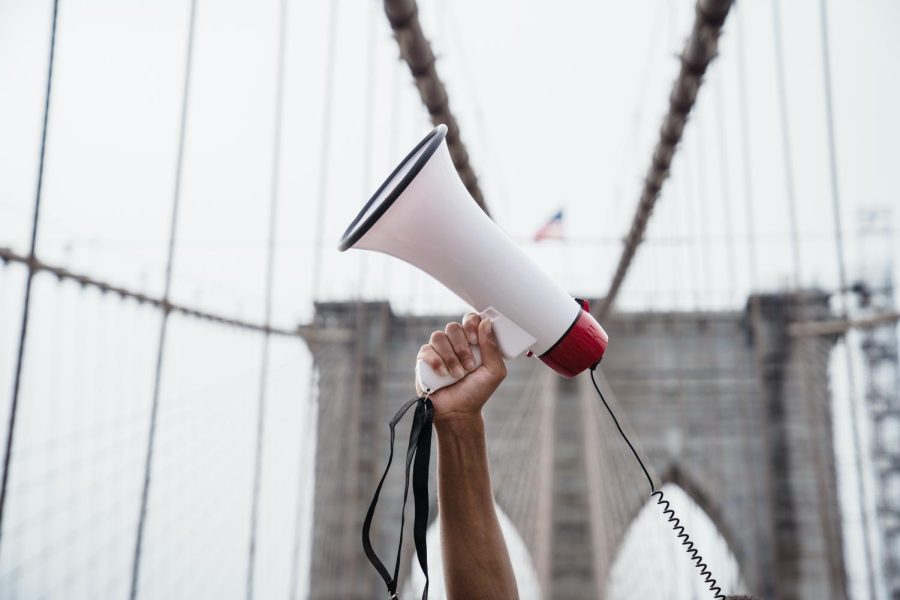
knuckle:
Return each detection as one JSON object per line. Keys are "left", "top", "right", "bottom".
{"left": 429, "top": 331, "right": 445, "bottom": 344}
{"left": 445, "top": 322, "right": 463, "bottom": 335}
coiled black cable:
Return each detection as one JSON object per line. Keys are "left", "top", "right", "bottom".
{"left": 589, "top": 367, "right": 725, "bottom": 599}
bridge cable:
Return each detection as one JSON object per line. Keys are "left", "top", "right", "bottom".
{"left": 288, "top": 4, "right": 341, "bottom": 595}
{"left": 694, "top": 113, "right": 713, "bottom": 305}
{"left": 310, "top": 0, "right": 340, "bottom": 300}
{"left": 682, "top": 147, "right": 702, "bottom": 310}
{"left": 0, "top": 248, "right": 301, "bottom": 336}
{"left": 597, "top": 0, "right": 735, "bottom": 320}
{"left": 609, "top": 1, "right": 667, "bottom": 235}
{"left": 382, "top": 0, "right": 488, "bottom": 214}
{"left": 734, "top": 4, "right": 758, "bottom": 291}
{"left": 360, "top": 0, "right": 378, "bottom": 300}
{"left": 440, "top": 0, "right": 514, "bottom": 221}
{"left": 341, "top": 0, "right": 381, "bottom": 585}
{"left": 730, "top": 11, "right": 777, "bottom": 593}
{"left": 818, "top": 0, "right": 878, "bottom": 596}
{"left": 128, "top": 0, "right": 198, "bottom": 596}
{"left": 589, "top": 368, "right": 725, "bottom": 598}
{"left": 770, "top": 0, "right": 853, "bottom": 591}
{"left": 382, "top": 57, "right": 403, "bottom": 296}
{"left": 0, "top": 0, "right": 60, "bottom": 552}
{"left": 245, "top": 0, "right": 289, "bottom": 597}
{"left": 287, "top": 350, "right": 322, "bottom": 600}
{"left": 712, "top": 72, "right": 737, "bottom": 304}
{"left": 769, "top": 0, "right": 803, "bottom": 289}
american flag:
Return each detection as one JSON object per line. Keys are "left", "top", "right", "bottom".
{"left": 533, "top": 209, "right": 564, "bottom": 242}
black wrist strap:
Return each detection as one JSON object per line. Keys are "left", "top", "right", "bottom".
{"left": 361, "top": 396, "right": 434, "bottom": 599}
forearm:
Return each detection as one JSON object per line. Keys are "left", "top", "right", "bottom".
{"left": 436, "top": 415, "right": 518, "bottom": 600}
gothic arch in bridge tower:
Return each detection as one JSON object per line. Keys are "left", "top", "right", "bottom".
{"left": 303, "top": 298, "right": 849, "bottom": 597}
{"left": 657, "top": 462, "right": 745, "bottom": 567}
{"left": 605, "top": 480, "right": 747, "bottom": 599}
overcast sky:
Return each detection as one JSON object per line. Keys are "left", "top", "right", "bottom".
{"left": 2, "top": 0, "right": 898, "bottom": 321}
{"left": 1, "top": 0, "right": 898, "bottom": 598}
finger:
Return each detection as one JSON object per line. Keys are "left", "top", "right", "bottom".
{"left": 430, "top": 331, "right": 465, "bottom": 378}
{"left": 417, "top": 344, "right": 448, "bottom": 377}
{"left": 477, "top": 318, "right": 506, "bottom": 375}
{"left": 461, "top": 312, "right": 481, "bottom": 344}
{"left": 445, "top": 322, "right": 476, "bottom": 372}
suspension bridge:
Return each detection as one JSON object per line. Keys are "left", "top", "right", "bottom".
{"left": 1, "top": 0, "right": 898, "bottom": 598}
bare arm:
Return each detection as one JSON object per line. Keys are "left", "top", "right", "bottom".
{"left": 436, "top": 414, "right": 517, "bottom": 599}
{"left": 417, "top": 315, "right": 518, "bottom": 600}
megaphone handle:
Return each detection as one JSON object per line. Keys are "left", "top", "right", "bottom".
{"left": 416, "top": 345, "right": 487, "bottom": 395}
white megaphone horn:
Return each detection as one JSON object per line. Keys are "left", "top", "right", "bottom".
{"left": 338, "top": 125, "right": 608, "bottom": 394}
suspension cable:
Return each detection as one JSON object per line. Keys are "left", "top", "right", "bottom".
{"left": 818, "top": 0, "right": 877, "bottom": 596}
{"left": 734, "top": 4, "right": 758, "bottom": 291}
{"left": 382, "top": 0, "right": 488, "bottom": 214}
{"left": 245, "top": 0, "right": 289, "bottom": 597}
{"left": 288, "top": 6, "right": 342, "bottom": 595}
{"left": 713, "top": 72, "right": 737, "bottom": 302}
{"left": 310, "top": 0, "right": 340, "bottom": 299}
{"left": 770, "top": 0, "right": 803, "bottom": 289}
{"left": 129, "top": 0, "right": 198, "bottom": 596}
{"left": 0, "top": 0, "right": 60, "bottom": 551}
{"left": 695, "top": 112, "right": 713, "bottom": 304}
{"left": 771, "top": 2, "right": 856, "bottom": 589}
{"left": 598, "top": 0, "right": 735, "bottom": 319}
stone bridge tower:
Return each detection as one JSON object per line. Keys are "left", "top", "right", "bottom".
{"left": 301, "top": 293, "right": 847, "bottom": 599}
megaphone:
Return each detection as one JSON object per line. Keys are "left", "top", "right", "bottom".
{"left": 338, "top": 125, "right": 608, "bottom": 394}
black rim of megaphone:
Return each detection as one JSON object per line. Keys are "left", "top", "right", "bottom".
{"left": 338, "top": 124, "right": 448, "bottom": 252}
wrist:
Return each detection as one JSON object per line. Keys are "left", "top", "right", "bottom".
{"left": 433, "top": 410, "right": 484, "bottom": 436}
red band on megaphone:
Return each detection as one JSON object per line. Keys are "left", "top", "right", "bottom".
{"left": 538, "top": 307, "right": 608, "bottom": 378}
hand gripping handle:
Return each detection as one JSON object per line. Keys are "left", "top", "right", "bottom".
{"left": 414, "top": 308, "right": 536, "bottom": 395}
{"left": 416, "top": 345, "right": 483, "bottom": 395}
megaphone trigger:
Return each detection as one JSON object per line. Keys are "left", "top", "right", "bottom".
{"left": 415, "top": 308, "right": 537, "bottom": 395}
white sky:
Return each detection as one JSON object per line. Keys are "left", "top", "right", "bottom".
{"left": 1, "top": 0, "right": 899, "bottom": 598}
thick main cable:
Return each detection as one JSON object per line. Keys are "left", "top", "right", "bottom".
{"left": 382, "top": 0, "right": 488, "bottom": 214}
{"left": 598, "top": 0, "right": 734, "bottom": 319}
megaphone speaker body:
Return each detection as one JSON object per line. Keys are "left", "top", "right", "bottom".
{"left": 339, "top": 125, "right": 607, "bottom": 393}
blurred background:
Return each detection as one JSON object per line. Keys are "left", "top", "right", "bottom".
{"left": 1, "top": 0, "right": 898, "bottom": 598}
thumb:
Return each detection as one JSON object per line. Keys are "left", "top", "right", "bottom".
{"left": 477, "top": 319, "right": 505, "bottom": 372}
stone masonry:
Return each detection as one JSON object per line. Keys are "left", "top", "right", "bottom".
{"left": 300, "top": 293, "right": 847, "bottom": 599}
